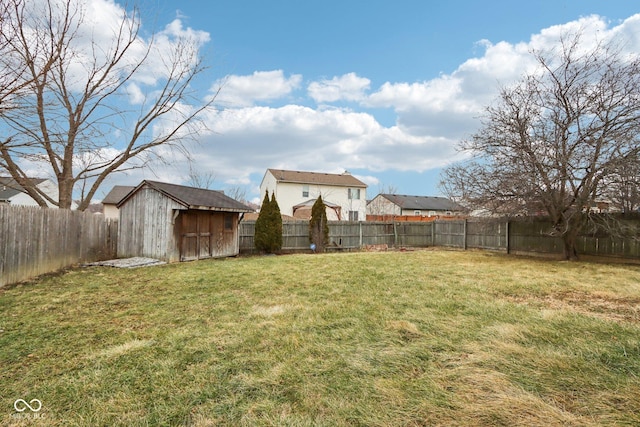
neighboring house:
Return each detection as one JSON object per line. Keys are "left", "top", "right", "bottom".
{"left": 0, "top": 176, "right": 58, "bottom": 207}
{"left": 101, "top": 185, "right": 135, "bottom": 219}
{"left": 367, "top": 194, "right": 466, "bottom": 220}
{"left": 259, "top": 169, "right": 368, "bottom": 221}
{"left": 117, "top": 180, "right": 254, "bottom": 262}
{"left": 586, "top": 200, "right": 621, "bottom": 214}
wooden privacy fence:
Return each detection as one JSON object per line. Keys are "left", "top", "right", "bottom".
{"left": 239, "top": 218, "right": 640, "bottom": 259}
{"left": 3, "top": 213, "right": 637, "bottom": 288}
{"left": 0, "top": 205, "right": 117, "bottom": 288}
{"left": 239, "top": 221, "right": 434, "bottom": 252}
{"left": 434, "top": 219, "right": 640, "bottom": 258}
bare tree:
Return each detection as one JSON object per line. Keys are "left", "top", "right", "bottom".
{"left": 440, "top": 32, "right": 640, "bottom": 260}
{"left": 0, "top": 0, "right": 214, "bottom": 210}
{"left": 186, "top": 163, "right": 216, "bottom": 189}
{"left": 224, "top": 185, "right": 248, "bottom": 203}
{"left": 606, "top": 151, "right": 640, "bottom": 213}
{"left": 0, "top": 0, "right": 53, "bottom": 120}
{"left": 377, "top": 183, "right": 398, "bottom": 196}
{"left": 367, "top": 183, "right": 399, "bottom": 219}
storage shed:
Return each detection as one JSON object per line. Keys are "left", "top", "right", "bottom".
{"left": 117, "top": 180, "right": 254, "bottom": 262}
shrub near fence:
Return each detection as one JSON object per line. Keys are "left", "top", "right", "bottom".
{"left": 0, "top": 205, "right": 117, "bottom": 288}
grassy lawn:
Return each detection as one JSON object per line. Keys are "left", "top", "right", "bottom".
{"left": 1, "top": 250, "right": 639, "bottom": 426}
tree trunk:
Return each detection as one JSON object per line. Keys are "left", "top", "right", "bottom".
{"left": 561, "top": 232, "right": 579, "bottom": 261}
{"left": 57, "top": 175, "right": 74, "bottom": 209}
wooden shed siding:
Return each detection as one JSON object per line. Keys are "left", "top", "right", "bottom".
{"left": 177, "top": 210, "right": 240, "bottom": 261}
{"left": 117, "top": 186, "right": 183, "bottom": 261}
{"left": 118, "top": 184, "right": 245, "bottom": 262}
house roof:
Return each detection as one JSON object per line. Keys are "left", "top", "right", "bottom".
{"left": 0, "top": 177, "right": 47, "bottom": 201}
{"left": 118, "top": 180, "right": 254, "bottom": 212}
{"left": 293, "top": 199, "right": 341, "bottom": 209}
{"left": 377, "top": 194, "right": 465, "bottom": 211}
{"left": 242, "top": 212, "right": 296, "bottom": 221}
{"left": 102, "top": 185, "right": 135, "bottom": 205}
{"left": 267, "top": 169, "right": 367, "bottom": 188}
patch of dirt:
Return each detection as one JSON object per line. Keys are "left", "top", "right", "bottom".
{"left": 386, "top": 320, "right": 424, "bottom": 341}
{"left": 507, "top": 291, "right": 640, "bottom": 324}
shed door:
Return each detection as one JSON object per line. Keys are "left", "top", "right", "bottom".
{"left": 180, "top": 211, "right": 212, "bottom": 261}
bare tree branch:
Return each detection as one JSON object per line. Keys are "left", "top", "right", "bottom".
{"left": 440, "top": 31, "right": 640, "bottom": 259}
{"left": 0, "top": 0, "right": 215, "bottom": 210}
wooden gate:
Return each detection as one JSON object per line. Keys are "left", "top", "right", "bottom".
{"left": 180, "top": 211, "right": 214, "bottom": 261}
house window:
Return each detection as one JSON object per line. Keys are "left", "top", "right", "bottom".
{"left": 349, "top": 211, "right": 359, "bottom": 221}
{"left": 348, "top": 188, "right": 360, "bottom": 199}
{"left": 302, "top": 185, "right": 309, "bottom": 197}
{"left": 414, "top": 210, "right": 421, "bottom": 216}
{"left": 224, "top": 214, "right": 233, "bottom": 230}
{"left": 428, "top": 211, "right": 436, "bottom": 217}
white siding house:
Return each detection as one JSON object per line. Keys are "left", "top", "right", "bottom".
{"left": 0, "top": 177, "right": 58, "bottom": 207}
{"left": 101, "top": 185, "right": 135, "bottom": 220}
{"left": 367, "top": 194, "right": 466, "bottom": 218}
{"left": 259, "top": 169, "right": 368, "bottom": 221}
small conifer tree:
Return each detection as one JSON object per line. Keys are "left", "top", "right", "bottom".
{"left": 254, "top": 191, "right": 271, "bottom": 253}
{"left": 254, "top": 190, "right": 283, "bottom": 254}
{"left": 269, "top": 191, "right": 283, "bottom": 252}
{"left": 309, "top": 195, "right": 329, "bottom": 252}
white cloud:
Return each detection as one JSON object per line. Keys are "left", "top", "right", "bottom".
{"left": 78, "top": 9, "right": 640, "bottom": 203}
{"left": 160, "top": 18, "right": 211, "bottom": 47}
{"left": 307, "top": 73, "right": 371, "bottom": 103}
{"left": 528, "top": 14, "right": 609, "bottom": 52}
{"left": 211, "top": 70, "right": 303, "bottom": 107}
{"left": 145, "top": 103, "right": 462, "bottom": 192}
{"left": 125, "top": 83, "right": 145, "bottom": 104}
{"left": 360, "top": 14, "right": 640, "bottom": 142}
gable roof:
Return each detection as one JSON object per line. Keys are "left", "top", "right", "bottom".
{"left": 118, "top": 180, "right": 254, "bottom": 212}
{"left": 0, "top": 177, "right": 48, "bottom": 201}
{"left": 292, "top": 198, "right": 341, "bottom": 209}
{"left": 102, "top": 185, "right": 135, "bottom": 205}
{"left": 378, "top": 194, "right": 465, "bottom": 211}
{"left": 267, "top": 169, "right": 367, "bottom": 188}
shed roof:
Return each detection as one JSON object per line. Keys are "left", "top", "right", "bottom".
{"left": 378, "top": 194, "right": 465, "bottom": 211}
{"left": 118, "top": 180, "right": 254, "bottom": 212}
{"left": 0, "top": 177, "right": 47, "bottom": 201}
{"left": 267, "top": 169, "right": 367, "bottom": 188}
{"left": 102, "top": 185, "right": 135, "bottom": 205}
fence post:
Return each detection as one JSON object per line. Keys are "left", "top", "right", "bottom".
{"left": 463, "top": 219, "right": 468, "bottom": 250}
{"left": 506, "top": 220, "right": 510, "bottom": 254}
{"left": 359, "top": 221, "right": 363, "bottom": 248}
{"left": 393, "top": 221, "right": 398, "bottom": 247}
{"left": 432, "top": 220, "right": 436, "bottom": 246}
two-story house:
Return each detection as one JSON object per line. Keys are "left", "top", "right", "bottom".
{"left": 259, "top": 169, "right": 368, "bottom": 221}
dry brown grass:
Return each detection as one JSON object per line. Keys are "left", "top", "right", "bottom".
{"left": 1, "top": 250, "right": 639, "bottom": 426}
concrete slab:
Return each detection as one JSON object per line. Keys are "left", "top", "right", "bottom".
{"left": 85, "top": 257, "right": 166, "bottom": 268}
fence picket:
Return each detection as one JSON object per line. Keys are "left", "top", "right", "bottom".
{"left": 239, "top": 219, "right": 640, "bottom": 260}
{"left": 0, "top": 205, "right": 117, "bottom": 288}
{"left": 3, "top": 211, "right": 638, "bottom": 288}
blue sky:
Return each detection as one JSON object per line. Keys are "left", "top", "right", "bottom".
{"left": 99, "top": 1, "right": 640, "bottom": 202}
